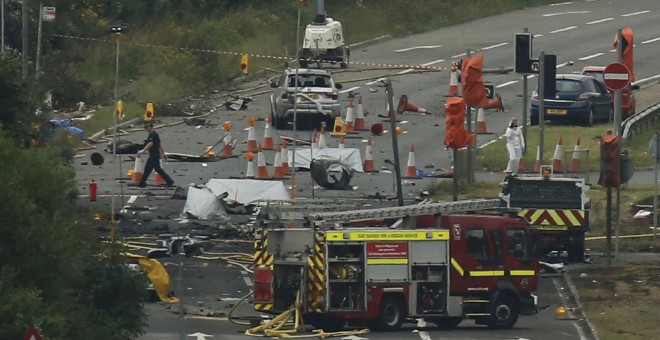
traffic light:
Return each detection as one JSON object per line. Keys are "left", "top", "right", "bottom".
{"left": 514, "top": 33, "right": 533, "bottom": 73}
{"left": 542, "top": 54, "right": 556, "bottom": 99}
{"left": 240, "top": 54, "right": 249, "bottom": 74}
{"left": 444, "top": 97, "right": 473, "bottom": 149}
{"left": 116, "top": 100, "right": 124, "bottom": 120}
{"left": 145, "top": 102, "right": 154, "bottom": 121}
{"left": 598, "top": 135, "right": 621, "bottom": 189}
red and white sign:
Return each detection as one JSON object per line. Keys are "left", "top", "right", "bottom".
{"left": 24, "top": 327, "right": 42, "bottom": 340}
{"left": 367, "top": 242, "right": 408, "bottom": 258}
{"left": 42, "top": 7, "right": 56, "bottom": 22}
{"left": 603, "top": 62, "right": 631, "bottom": 91}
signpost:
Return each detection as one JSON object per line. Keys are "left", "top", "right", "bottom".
{"left": 651, "top": 133, "right": 660, "bottom": 244}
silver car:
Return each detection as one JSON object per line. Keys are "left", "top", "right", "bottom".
{"left": 270, "top": 68, "right": 343, "bottom": 130}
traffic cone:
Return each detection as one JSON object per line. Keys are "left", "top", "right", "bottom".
{"left": 354, "top": 96, "right": 368, "bottom": 131}
{"left": 311, "top": 129, "right": 318, "bottom": 150}
{"left": 222, "top": 132, "right": 234, "bottom": 158}
{"left": 246, "top": 116, "right": 258, "bottom": 153}
{"left": 281, "top": 141, "right": 290, "bottom": 174}
{"left": 262, "top": 115, "right": 274, "bottom": 150}
{"left": 155, "top": 159, "right": 166, "bottom": 184}
{"left": 363, "top": 138, "right": 378, "bottom": 173}
{"left": 331, "top": 116, "right": 345, "bottom": 137}
{"left": 535, "top": 145, "right": 541, "bottom": 173}
{"left": 273, "top": 146, "right": 285, "bottom": 179}
{"left": 475, "top": 108, "right": 491, "bottom": 134}
{"left": 256, "top": 145, "right": 270, "bottom": 179}
{"left": 245, "top": 152, "right": 256, "bottom": 179}
{"left": 345, "top": 101, "right": 357, "bottom": 134}
{"left": 403, "top": 144, "right": 421, "bottom": 179}
{"left": 132, "top": 153, "right": 143, "bottom": 184}
{"left": 338, "top": 135, "right": 345, "bottom": 149}
{"left": 318, "top": 126, "right": 327, "bottom": 149}
{"left": 447, "top": 63, "right": 460, "bottom": 97}
{"left": 483, "top": 94, "right": 505, "bottom": 112}
{"left": 569, "top": 137, "right": 582, "bottom": 172}
{"left": 552, "top": 137, "right": 563, "bottom": 172}
{"left": 397, "top": 95, "right": 432, "bottom": 115}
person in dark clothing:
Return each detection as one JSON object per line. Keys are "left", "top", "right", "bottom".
{"left": 138, "top": 122, "right": 175, "bottom": 187}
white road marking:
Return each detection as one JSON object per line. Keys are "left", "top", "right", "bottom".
{"left": 578, "top": 52, "right": 604, "bottom": 61}
{"left": 127, "top": 195, "right": 138, "bottom": 204}
{"left": 450, "top": 52, "right": 466, "bottom": 59}
{"left": 497, "top": 80, "right": 518, "bottom": 88}
{"left": 340, "top": 86, "right": 361, "bottom": 94}
{"left": 533, "top": 34, "right": 544, "bottom": 38}
{"left": 241, "top": 270, "right": 253, "bottom": 287}
{"left": 543, "top": 11, "right": 589, "bottom": 17}
{"left": 642, "top": 37, "right": 660, "bottom": 44}
{"left": 550, "top": 1, "right": 572, "bottom": 6}
{"left": 421, "top": 59, "right": 445, "bottom": 66}
{"left": 586, "top": 17, "right": 614, "bottom": 25}
{"left": 394, "top": 45, "right": 442, "bottom": 52}
{"left": 622, "top": 10, "right": 650, "bottom": 17}
{"left": 549, "top": 26, "right": 577, "bottom": 34}
{"left": 415, "top": 318, "right": 431, "bottom": 340}
{"left": 482, "top": 42, "right": 508, "bottom": 50}
{"left": 557, "top": 62, "right": 572, "bottom": 68}
{"left": 633, "top": 74, "right": 660, "bottom": 85}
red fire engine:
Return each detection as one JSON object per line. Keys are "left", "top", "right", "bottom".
{"left": 252, "top": 199, "right": 538, "bottom": 331}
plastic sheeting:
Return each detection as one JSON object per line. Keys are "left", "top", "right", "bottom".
{"left": 290, "top": 147, "right": 364, "bottom": 172}
{"left": 180, "top": 185, "right": 230, "bottom": 220}
{"left": 205, "top": 179, "right": 290, "bottom": 205}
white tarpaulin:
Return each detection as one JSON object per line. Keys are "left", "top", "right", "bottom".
{"left": 205, "top": 179, "right": 290, "bottom": 204}
{"left": 180, "top": 186, "right": 230, "bottom": 220}
{"left": 290, "top": 147, "right": 364, "bottom": 172}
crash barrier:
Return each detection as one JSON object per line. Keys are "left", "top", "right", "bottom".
{"left": 621, "top": 100, "right": 660, "bottom": 144}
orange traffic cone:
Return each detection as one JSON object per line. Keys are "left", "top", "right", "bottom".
{"left": 155, "top": 159, "right": 166, "bottom": 184}
{"left": 345, "top": 101, "right": 357, "bottom": 134}
{"left": 569, "top": 137, "right": 582, "bottom": 172}
{"left": 475, "top": 108, "right": 491, "bottom": 134}
{"left": 403, "top": 144, "right": 421, "bottom": 179}
{"left": 245, "top": 151, "right": 256, "bottom": 179}
{"left": 262, "top": 115, "right": 274, "bottom": 150}
{"left": 447, "top": 63, "right": 460, "bottom": 97}
{"left": 363, "top": 138, "right": 377, "bottom": 172}
{"left": 273, "top": 146, "right": 285, "bottom": 179}
{"left": 397, "top": 95, "right": 432, "bottom": 115}
{"left": 552, "top": 137, "right": 563, "bottom": 172}
{"left": 256, "top": 145, "right": 270, "bottom": 179}
{"left": 246, "top": 116, "right": 258, "bottom": 153}
{"left": 354, "top": 96, "right": 368, "bottom": 131}
{"left": 318, "top": 126, "right": 327, "bottom": 149}
{"left": 483, "top": 94, "right": 505, "bottom": 112}
{"left": 534, "top": 145, "right": 541, "bottom": 173}
{"left": 132, "top": 153, "right": 144, "bottom": 184}
{"left": 338, "top": 135, "right": 345, "bottom": 149}
{"left": 222, "top": 133, "right": 234, "bottom": 158}
{"left": 281, "top": 141, "right": 290, "bottom": 174}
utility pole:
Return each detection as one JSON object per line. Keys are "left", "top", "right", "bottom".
{"left": 35, "top": 3, "right": 42, "bottom": 78}
{"left": 22, "top": 0, "right": 28, "bottom": 78}
{"left": 521, "top": 28, "right": 529, "bottom": 155}
{"left": 384, "top": 79, "right": 404, "bottom": 206}
{"left": 614, "top": 28, "right": 623, "bottom": 261}
{"left": 1, "top": 0, "right": 5, "bottom": 56}
{"left": 538, "top": 51, "right": 545, "bottom": 165}
{"left": 464, "top": 49, "right": 475, "bottom": 183}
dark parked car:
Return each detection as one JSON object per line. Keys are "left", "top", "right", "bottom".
{"left": 530, "top": 74, "right": 612, "bottom": 126}
{"left": 269, "top": 68, "right": 342, "bottom": 130}
{"left": 580, "top": 66, "right": 638, "bottom": 119}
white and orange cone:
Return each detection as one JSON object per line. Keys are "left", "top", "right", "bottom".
{"left": 363, "top": 138, "right": 377, "bottom": 172}
{"left": 475, "top": 108, "right": 491, "bottom": 134}
{"left": 447, "top": 63, "right": 460, "bottom": 97}
{"left": 273, "top": 146, "right": 285, "bottom": 179}
{"left": 569, "top": 137, "right": 582, "bottom": 172}
{"left": 345, "top": 100, "right": 357, "bottom": 134}
{"left": 354, "top": 96, "right": 368, "bottom": 131}
{"left": 318, "top": 126, "right": 328, "bottom": 149}
{"left": 535, "top": 145, "right": 541, "bottom": 173}
{"left": 155, "top": 159, "right": 166, "bottom": 184}
{"left": 262, "top": 115, "right": 274, "bottom": 150}
{"left": 245, "top": 153, "right": 256, "bottom": 179}
{"left": 552, "top": 137, "right": 563, "bottom": 172}
{"left": 246, "top": 117, "right": 258, "bottom": 153}
{"left": 281, "top": 141, "right": 290, "bottom": 174}
{"left": 338, "top": 135, "right": 345, "bottom": 149}
{"left": 132, "top": 153, "right": 144, "bottom": 184}
{"left": 222, "top": 133, "right": 234, "bottom": 158}
{"left": 483, "top": 94, "right": 505, "bottom": 112}
{"left": 403, "top": 144, "right": 421, "bottom": 179}
{"left": 256, "top": 145, "right": 270, "bottom": 179}
{"left": 311, "top": 129, "right": 318, "bottom": 150}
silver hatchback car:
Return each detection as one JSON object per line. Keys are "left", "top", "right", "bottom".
{"left": 270, "top": 68, "right": 342, "bottom": 130}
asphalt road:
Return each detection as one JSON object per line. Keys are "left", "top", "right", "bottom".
{"left": 70, "top": 1, "right": 660, "bottom": 339}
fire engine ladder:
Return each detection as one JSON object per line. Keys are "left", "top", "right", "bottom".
{"left": 306, "top": 198, "right": 501, "bottom": 226}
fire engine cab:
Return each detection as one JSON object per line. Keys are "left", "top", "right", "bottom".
{"left": 253, "top": 199, "right": 538, "bottom": 331}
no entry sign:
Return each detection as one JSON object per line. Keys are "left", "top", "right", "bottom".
{"left": 603, "top": 62, "right": 631, "bottom": 91}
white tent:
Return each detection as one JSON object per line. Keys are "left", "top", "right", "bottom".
{"left": 180, "top": 186, "right": 230, "bottom": 220}
{"left": 205, "top": 179, "right": 290, "bottom": 205}
{"left": 290, "top": 147, "right": 364, "bottom": 172}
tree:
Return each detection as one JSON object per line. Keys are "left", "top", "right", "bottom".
{"left": 0, "top": 58, "right": 38, "bottom": 147}
{"left": 0, "top": 131, "right": 148, "bottom": 339}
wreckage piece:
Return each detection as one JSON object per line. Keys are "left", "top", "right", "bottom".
{"left": 165, "top": 152, "right": 219, "bottom": 162}
{"left": 105, "top": 140, "right": 143, "bottom": 154}
{"left": 310, "top": 156, "right": 355, "bottom": 190}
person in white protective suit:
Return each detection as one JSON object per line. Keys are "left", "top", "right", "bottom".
{"left": 505, "top": 117, "right": 524, "bottom": 174}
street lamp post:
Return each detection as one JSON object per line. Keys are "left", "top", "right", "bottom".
{"left": 109, "top": 26, "right": 125, "bottom": 240}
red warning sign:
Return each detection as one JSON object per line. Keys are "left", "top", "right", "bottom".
{"left": 367, "top": 242, "right": 408, "bottom": 258}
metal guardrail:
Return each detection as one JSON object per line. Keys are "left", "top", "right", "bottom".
{"left": 622, "top": 101, "right": 660, "bottom": 144}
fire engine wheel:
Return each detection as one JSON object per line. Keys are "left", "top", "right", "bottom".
{"left": 374, "top": 297, "right": 404, "bottom": 331}
{"left": 432, "top": 317, "right": 462, "bottom": 329}
{"left": 487, "top": 295, "right": 519, "bottom": 329}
